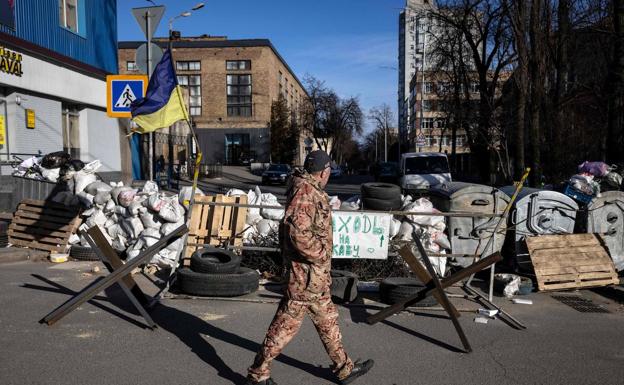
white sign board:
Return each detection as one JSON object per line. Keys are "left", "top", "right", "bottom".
{"left": 332, "top": 212, "right": 391, "bottom": 259}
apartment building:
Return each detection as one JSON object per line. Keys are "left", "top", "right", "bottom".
{"left": 119, "top": 36, "right": 309, "bottom": 165}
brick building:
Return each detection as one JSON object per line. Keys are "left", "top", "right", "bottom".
{"left": 118, "top": 36, "right": 308, "bottom": 165}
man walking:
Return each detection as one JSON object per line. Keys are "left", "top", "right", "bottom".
{"left": 245, "top": 151, "right": 374, "bottom": 385}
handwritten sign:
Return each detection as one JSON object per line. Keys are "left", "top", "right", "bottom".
{"left": 332, "top": 212, "right": 391, "bottom": 259}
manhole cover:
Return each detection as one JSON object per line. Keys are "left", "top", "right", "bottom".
{"left": 551, "top": 294, "right": 611, "bottom": 313}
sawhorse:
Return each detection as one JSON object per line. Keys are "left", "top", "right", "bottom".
{"left": 367, "top": 239, "right": 503, "bottom": 353}
{"left": 40, "top": 225, "right": 188, "bottom": 329}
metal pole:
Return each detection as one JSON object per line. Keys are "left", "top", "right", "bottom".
{"left": 384, "top": 124, "right": 388, "bottom": 162}
{"left": 146, "top": 11, "right": 154, "bottom": 181}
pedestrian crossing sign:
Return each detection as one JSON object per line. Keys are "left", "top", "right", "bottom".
{"left": 106, "top": 75, "right": 148, "bottom": 118}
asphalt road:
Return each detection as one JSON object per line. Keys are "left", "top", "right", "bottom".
{"left": 2, "top": 260, "right": 624, "bottom": 385}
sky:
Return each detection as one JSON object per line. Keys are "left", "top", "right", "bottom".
{"left": 117, "top": 0, "right": 406, "bottom": 133}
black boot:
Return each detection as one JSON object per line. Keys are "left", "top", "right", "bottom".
{"left": 339, "top": 359, "right": 374, "bottom": 384}
{"left": 244, "top": 378, "right": 278, "bottom": 385}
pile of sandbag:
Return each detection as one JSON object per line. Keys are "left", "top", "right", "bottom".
{"left": 225, "top": 187, "right": 285, "bottom": 246}
{"left": 566, "top": 161, "right": 623, "bottom": 200}
{"left": 12, "top": 151, "right": 91, "bottom": 184}
{"left": 61, "top": 180, "right": 202, "bottom": 268}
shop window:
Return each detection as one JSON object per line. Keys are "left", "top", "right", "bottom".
{"left": 62, "top": 106, "right": 80, "bottom": 159}
{"left": 227, "top": 74, "right": 252, "bottom": 117}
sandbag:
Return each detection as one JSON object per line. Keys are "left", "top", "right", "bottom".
{"left": 74, "top": 172, "right": 97, "bottom": 194}
{"left": 111, "top": 186, "right": 132, "bottom": 204}
{"left": 82, "top": 160, "right": 102, "bottom": 174}
{"left": 178, "top": 186, "right": 205, "bottom": 209}
{"left": 256, "top": 219, "right": 279, "bottom": 236}
{"left": 260, "top": 193, "right": 284, "bottom": 220}
{"left": 146, "top": 194, "right": 165, "bottom": 212}
{"left": 128, "top": 200, "right": 144, "bottom": 216}
{"left": 397, "top": 221, "right": 415, "bottom": 241}
{"left": 76, "top": 191, "right": 94, "bottom": 208}
{"left": 40, "top": 167, "right": 60, "bottom": 183}
{"left": 389, "top": 218, "right": 402, "bottom": 238}
{"left": 85, "top": 209, "right": 107, "bottom": 228}
{"left": 107, "top": 223, "right": 126, "bottom": 239}
{"left": 85, "top": 181, "right": 112, "bottom": 196}
{"left": 403, "top": 198, "right": 445, "bottom": 229}
{"left": 94, "top": 191, "right": 112, "bottom": 206}
{"left": 226, "top": 188, "right": 246, "bottom": 196}
{"left": 141, "top": 180, "right": 159, "bottom": 195}
{"left": 121, "top": 217, "right": 144, "bottom": 239}
{"left": 118, "top": 189, "right": 137, "bottom": 207}
{"left": 159, "top": 197, "right": 185, "bottom": 223}
{"left": 114, "top": 205, "right": 127, "bottom": 216}
{"left": 104, "top": 214, "right": 118, "bottom": 228}
{"left": 247, "top": 186, "right": 262, "bottom": 219}
{"left": 140, "top": 211, "right": 162, "bottom": 229}
{"left": 140, "top": 228, "right": 161, "bottom": 248}
{"left": 161, "top": 221, "right": 184, "bottom": 236}
{"left": 104, "top": 199, "right": 116, "bottom": 213}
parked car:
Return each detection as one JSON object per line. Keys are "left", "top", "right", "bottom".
{"left": 262, "top": 164, "right": 292, "bottom": 185}
{"left": 399, "top": 152, "right": 451, "bottom": 194}
{"left": 373, "top": 162, "right": 399, "bottom": 183}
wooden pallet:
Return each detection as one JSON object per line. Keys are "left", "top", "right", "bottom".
{"left": 526, "top": 234, "right": 619, "bottom": 291}
{"left": 9, "top": 199, "right": 82, "bottom": 253}
{"left": 184, "top": 194, "right": 248, "bottom": 262}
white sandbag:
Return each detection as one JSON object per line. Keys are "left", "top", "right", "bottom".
{"left": 146, "top": 193, "right": 165, "bottom": 212}
{"left": 104, "top": 214, "right": 118, "bottom": 229}
{"left": 247, "top": 186, "right": 262, "bottom": 218}
{"left": 85, "top": 181, "right": 112, "bottom": 195}
{"left": 165, "top": 237, "right": 184, "bottom": 253}
{"left": 107, "top": 223, "right": 126, "bottom": 239}
{"left": 226, "top": 188, "right": 247, "bottom": 196}
{"left": 397, "top": 221, "right": 415, "bottom": 241}
{"left": 40, "top": 167, "right": 60, "bottom": 183}
{"left": 140, "top": 211, "right": 162, "bottom": 229}
{"left": 126, "top": 249, "right": 141, "bottom": 260}
{"left": 329, "top": 196, "right": 341, "bottom": 210}
{"left": 340, "top": 196, "right": 360, "bottom": 211}
{"left": 260, "top": 193, "right": 284, "bottom": 220}
{"left": 389, "top": 218, "right": 402, "bottom": 238}
{"left": 178, "top": 186, "right": 205, "bottom": 209}
{"left": 121, "top": 216, "right": 144, "bottom": 239}
{"left": 256, "top": 219, "right": 279, "bottom": 236}
{"left": 159, "top": 197, "right": 185, "bottom": 223}
{"left": 93, "top": 191, "right": 111, "bottom": 206}
{"left": 104, "top": 199, "right": 115, "bottom": 213}
{"left": 79, "top": 235, "right": 91, "bottom": 247}
{"left": 128, "top": 200, "right": 144, "bottom": 216}
{"left": 111, "top": 186, "right": 132, "bottom": 204}
{"left": 140, "top": 228, "right": 161, "bottom": 248}
{"left": 85, "top": 209, "right": 107, "bottom": 228}
{"left": 74, "top": 171, "right": 97, "bottom": 194}
{"left": 246, "top": 212, "right": 263, "bottom": 226}
{"left": 82, "top": 207, "right": 96, "bottom": 217}
{"left": 242, "top": 225, "right": 258, "bottom": 244}
{"left": 76, "top": 191, "right": 94, "bottom": 208}
{"left": 433, "top": 231, "right": 451, "bottom": 250}
{"left": 111, "top": 234, "right": 127, "bottom": 252}
{"left": 114, "top": 205, "right": 127, "bottom": 216}
{"left": 403, "top": 198, "right": 445, "bottom": 228}
{"left": 401, "top": 194, "right": 413, "bottom": 210}
{"left": 118, "top": 189, "right": 137, "bottom": 207}
{"left": 160, "top": 221, "right": 184, "bottom": 236}
{"left": 150, "top": 250, "right": 176, "bottom": 268}
{"left": 82, "top": 160, "right": 102, "bottom": 174}
{"left": 141, "top": 180, "right": 159, "bottom": 195}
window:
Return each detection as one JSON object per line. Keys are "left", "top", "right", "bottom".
{"left": 227, "top": 74, "right": 252, "bottom": 117}
{"left": 422, "top": 100, "right": 433, "bottom": 111}
{"left": 127, "top": 61, "right": 137, "bottom": 71}
{"left": 423, "top": 82, "right": 434, "bottom": 94}
{"left": 176, "top": 61, "right": 201, "bottom": 71}
{"left": 177, "top": 75, "right": 202, "bottom": 116}
{"left": 421, "top": 118, "right": 435, "bottom": 129}
{"left": 469, "top": 82, "right": 479, "bottom": 93}
{"left": 62, "top": 105, "right": 80, "bottom": 159}
{"left": 226, "top": 60, "right": 251, "bottom": 70}
{"left": 59, "top": 0, "right": 80, "bottom": 33}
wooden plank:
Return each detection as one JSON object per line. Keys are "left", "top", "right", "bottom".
{"left": 539, "top": 277, "right": 620, "bottom": 291}
{"left": 9, "top": 238, "right": 62, "bottom": 252}
{"left": 11, "top": 217, "right": 75, "bottom": 232}
{"left": 9, "top": 224, "right": 70, "bottom": 238}
{"left": 233, "top": 195, "right": 248, "bottom": 246}
{"left": 540, "top": 272, "right": 618, "bottom": 282}
{"left": 17, "top": 205, "right": 79, "bottom": 219}
{"left": 532, "top": 252, "right": 612, "bottom": 268}
{"left": 8, "top": 230, "right": 66, "bottom": 244}
{"left": 535, "top": 264, "right": 615, "bottom": 276}
{"left": 20, "top": 199, "right": 77, "bottom": 211}
{"left": 526, "top": 235, "right": 599, "bottom": 251}
{"left": 14, "top": 210, "right": 78, "bottom": 225}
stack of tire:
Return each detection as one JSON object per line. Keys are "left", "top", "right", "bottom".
{"left": 177, "top": 247, "right": 260, "bottom": 297}
{"left": 330, "top": 270, "right": 359, "bottom": 303}
{"left": 379, "top": 277, "right": 437, "bottom": 307}
{"left": 0, "top": 222, "right": 8, "bottom": 248}
{"left": 361, "top": 183, "right": 402, "bottom": 211}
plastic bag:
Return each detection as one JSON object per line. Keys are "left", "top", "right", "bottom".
{"left": 141, "top": 180, "right": 159, "bottom": 195}
{"left": 103, "top": 198, "right": 116, "bottom": 213}
{"left": 605, "top": 171, "right": 623, "bottom": 188}
{"left": 329, "top": 196, "right": 341, "bottom": 210}
{"left": 41, "top": 151, "right": 70, "bottom": 169}
{"left": 397, "top": 221, "right": 415, "bottom": 241}
{"left": 256, "top": 219, "right": 279, "bottom": 236}
{"left": 403, "top": 198, "right": 445, "bottom": 229}
{"left": 247, "top": 186, "right": 262, "bottom": 219}
{"left": 40, "top": 167, "right": 60, "bottom": 183}
{"left": 340, "top": 196, "right": 360, "bottom": 211}
{"left": 569, "top": 174, "right": 598, "bottom": 196}
{"left": 118, "top": 189, "right": 137, "bottom": 207}
{"left": 495, "top": 273, "right": 522, "bottom": 298}
{"left": 578, "top": 161, "right": 609, "bottom": 177}
{"left": 140, "top": 211, "right": 162, "bottom": 230}
{"left": 226, "top": 188, "right": 247, "bottom": 196}
{"left": 389, "top": 218, "right": 402, "bottom": 238}
{"left": 85, "top": 181, "right": 112, "bottom": 196}
{"left": 81, "top": 160, "right": 102, "bottom": 174}
{"left": 111, "top": 186, "right": 132, "bottom": 204}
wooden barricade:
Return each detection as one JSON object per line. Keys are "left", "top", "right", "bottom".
{"left": 184, "top": 194, "right": 248, "bottom": 262}
{"left": 9, "top": 199, "right": 82, "bottom": 253}
{"left": 526, "top": 233, "right": 619, "bottom": 291}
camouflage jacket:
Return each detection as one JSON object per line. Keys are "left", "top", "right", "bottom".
{"left": 281, "top": 169, "right": 333, "bottom": 301}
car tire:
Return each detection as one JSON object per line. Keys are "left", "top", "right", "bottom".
{"left": 379, "top": 277, "right": 437, "bottom": 307}
{"left": 69, "top": 245, "right": 100, "bottom": 261}
{"left": 362, "top": 197, "right": 402, "bottom": 211}
{"left": 177, "top": 267, "right": 260, "bottom": 297}
{"left": 361, "top": 183, "right": 402, "bottom": 200}
{"left": 330, "top": 270, "right": 359, "bottom": 303}
{"left": 190, "top": 247, "right": 242, "bottom": 274}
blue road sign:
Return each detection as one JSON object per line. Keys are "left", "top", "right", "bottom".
{"left": 106, "top": 75, "right": 148, "bottom": 117}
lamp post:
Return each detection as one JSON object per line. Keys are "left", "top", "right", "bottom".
{"left": 167, "top": 2, "right": 205, "bottom": 187}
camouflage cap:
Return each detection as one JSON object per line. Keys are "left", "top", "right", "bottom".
{"left": 304, "top": 150, "right": 332, "bottom": 173}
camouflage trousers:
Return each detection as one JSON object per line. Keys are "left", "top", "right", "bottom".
{"left": 248, "top": 295, "right": 354, "bottom": 382}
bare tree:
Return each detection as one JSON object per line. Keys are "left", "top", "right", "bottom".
{"left": 368, "top": 104, "right": 395, "bottom": 162}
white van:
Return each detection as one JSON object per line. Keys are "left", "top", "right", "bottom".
{"left": 399, "top": 152, "right": 452, "bottom": 193}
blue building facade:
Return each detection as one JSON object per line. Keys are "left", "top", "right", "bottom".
{"left": 0, "top": 0, "right": 124, "bottom": 210}
{"left": 0, "top": 0, "right": 117, "bottom": 73}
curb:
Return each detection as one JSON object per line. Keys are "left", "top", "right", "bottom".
{"left": 0, "top": 248, "right": 49, "bottom": 264}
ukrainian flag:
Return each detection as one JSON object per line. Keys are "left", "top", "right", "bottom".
{"left": 130, "top": 49, "right": 189, "bottom": 133}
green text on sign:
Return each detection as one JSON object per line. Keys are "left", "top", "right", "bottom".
{"left": 332, "top": 212, "right": 391, "bottom": 259}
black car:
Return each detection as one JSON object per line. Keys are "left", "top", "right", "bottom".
{"left": 262, "top": 164, "right": 292, "bottom": 185}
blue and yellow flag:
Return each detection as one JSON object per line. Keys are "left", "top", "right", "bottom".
{"left": 130, "top": 49, "right": 189, "bottom": 133}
